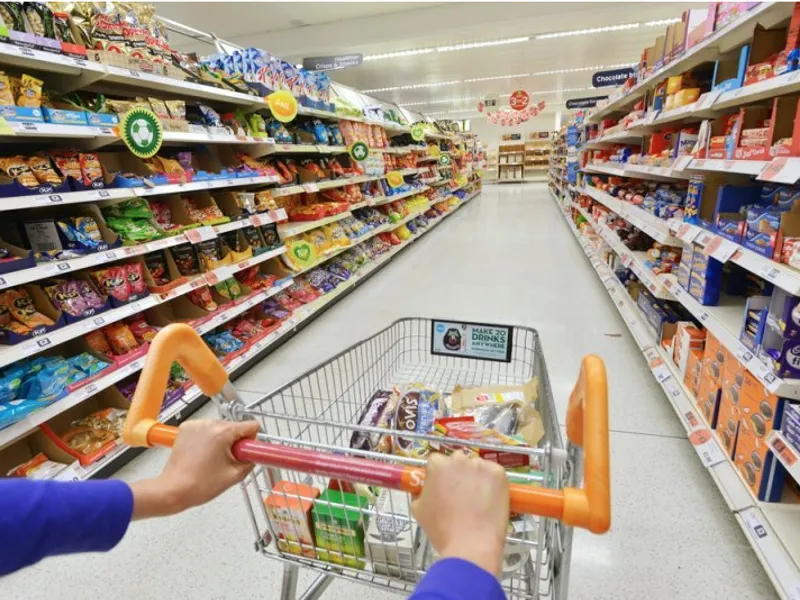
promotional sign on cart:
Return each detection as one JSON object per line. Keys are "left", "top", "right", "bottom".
{"left": 430, "top": 320, "right": 513, "bottom": 362}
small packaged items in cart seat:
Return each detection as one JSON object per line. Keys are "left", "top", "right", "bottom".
{"left": 265, "top": 481, "right": 320, "bottom": 558}
{"left": 312, "top": 489, "right": 369, "bottom": 569}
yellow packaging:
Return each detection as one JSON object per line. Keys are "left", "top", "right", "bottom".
{"left": 664, "top": 94, "right": 676, "bottom": 110}
{"left": 675, "top": 88, "right": 700, "bottom": 107}
{"left": 0, "top": 73, "right": 13, "bottom": 106}
{"left": 322, "top": 222, "right": 349, "bottom": 248}
{"left": 666, "top": 75, "right": 684, "bottom": 95}
{"left": 16, "top": 74, "right": 43, "bottom": 108}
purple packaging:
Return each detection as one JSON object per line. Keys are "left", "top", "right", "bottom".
{"left": 350, "top": 389, "right": 396, "bottom": 452}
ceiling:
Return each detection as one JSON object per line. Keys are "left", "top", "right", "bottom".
{"left": 156, "top": 2, "right": 694, "bottom": 118}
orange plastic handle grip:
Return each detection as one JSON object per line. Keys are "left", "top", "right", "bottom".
{"left": 123, "top": 324, "right": 229, "bottom": 447}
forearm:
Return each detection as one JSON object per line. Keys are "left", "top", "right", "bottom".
{"left": 410, "top": 558, "right": 506, "bottom": 600}
{"left": 0, "top": 479, "right": 133, "bottom": 576}
{"left": 130, "top": 477, "right": 185, "bottom": 520}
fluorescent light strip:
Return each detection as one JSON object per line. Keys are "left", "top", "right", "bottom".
{"left": 362, "top": 19, "right": 680, "bottom": 62}
{"left": 400, "top": 87, "right": 595, "bottom": 108}
{"left": 363, "top": 80, "right": 461, "bottom": 94}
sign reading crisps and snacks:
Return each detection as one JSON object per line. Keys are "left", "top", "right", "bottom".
{"left": 430, "top": 320, "right": 513, "bottom": 363}
{"left": 121, "top": 107, "right": 162, "bottom": 159}
{"left": 266, "top": 90, "right": 298, "bottom": 123}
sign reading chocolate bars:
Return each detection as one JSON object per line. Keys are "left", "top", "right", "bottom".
{"left": 566, "top": 95, "right": 609, "bottom": 110}
{"left": 592, "top": 67, "right": 635, "bottom": 88}
{"left": 302, "top": 54, "right": 363, "bottom": 71}
{"left": 430, "top": 319, "right": 513, "bottom": 362}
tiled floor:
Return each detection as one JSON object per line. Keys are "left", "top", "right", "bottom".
{"left": 1, "top": 184, "right": 776, "bottom": 599}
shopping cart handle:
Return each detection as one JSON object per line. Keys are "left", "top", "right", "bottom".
{"left": 123, "top": 324, "right": 230, "bottom": 447}
{"left": 125, "top": 327, "right": 610, "bottom": 532}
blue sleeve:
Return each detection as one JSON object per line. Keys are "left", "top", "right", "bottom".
{"left": 411, "top": 558, "right": 506, "bottom": 600}
{"left": 0, "top": 478, "right": 134, "bottom": 576}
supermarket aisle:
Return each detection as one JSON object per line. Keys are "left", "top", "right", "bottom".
{"left": 0, "top": 184, "right": 775, "bottom": 599}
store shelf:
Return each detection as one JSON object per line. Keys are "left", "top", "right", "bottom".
{"left": 551, "top": 186, "right": 800, "bottom": 599}
{"left": 688, "top": 158, "right": 768, "bottom": 177}
{"left": 370, "top": 186, "right": 429, "bottom": 206}
{"left": 278, "top": 211, "right": 354, "bottom": 237}
{"left": 668, "top": 219, "right": 800, "bottom": 297}
{"left": 43, "top": 190, "right": 480, "bottom": 481}
{"left": 581, "top": 186, "right": 680, "bottom": 245}
{"left": 586, "top": 2, "right": 794, "bottom": 122}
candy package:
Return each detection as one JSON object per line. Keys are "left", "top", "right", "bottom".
{"left": 149, "top": 201, "right": 181, "bottom": 231}
{"left": 350, "top": 389, "right": 398, "bottom": 454}
{"left": 17, "top": 74, "right": 43, "bottom": 108}
{"left": 103, "top": 323, "right": 139, "bottom": 355}
{"left": 19, "top": 359, "right": 69, "bottom": 404}
{"left": 68, "top": 352, "right": 111, "bottom": 378}
{"left": 393, "top": 383, "right": 442, "bottom": 458}
{"left": 104, "top": 217, "right": 160, "bottom": 244}
{"left": 55, "top": 216, "right": 105, "bottom": 255}
{"left": 195, "top": 239, "right": 224, "bottom": 270}
{"left": 188, "top": 287, "right": 217, "bottom": 312}
{"left": 274, "top": 291, "right": 301, "bottom": 311}
{"left": 27, "top": 156, "right": 62, "bottom": 186}
{"left": 170, "top": 244, "right": 199, "bottom": 276}
{"left": 261, "top": 223, "right": 280, "bottom": 248}
{"left": 286, "top": 279, "right": 320, "bottom": 303}
{"left": 125, "top": 263, "right": 147, "bottom": 296}
{"left": 304, "top": 269, "right": 336, "bottom": 294}
{"left": 242, "top": 226, "right": 266, "bottom": 254}
{"left": 144, "top": 251, "right": 170, "bottom": 286}
{"left": 323, "top": 223, "right": 349, "bottom": 249}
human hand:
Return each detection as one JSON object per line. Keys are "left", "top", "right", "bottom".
{"left": 131, "top": 419, "right": 260, "bottom": 520}
{"left": 411, "top": 452, "right": 509, "bottom": 577}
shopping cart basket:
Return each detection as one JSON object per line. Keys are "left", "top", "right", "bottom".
{"left": 124, "top": 318, "right": 609, "bottom": 600}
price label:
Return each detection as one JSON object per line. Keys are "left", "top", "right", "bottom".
{"left": 97, "top": 189, "right": 111, "bottom": 198}
{"left": 128, "top": 69, "right": 141, "bottom": 78}
{"left": 695, "top": 89, "right": 722, "bottom": 111}
{"left": 758, "top": 157, "right": 800, "bottom": 184}
{"left": 689, "top": 428, "right": 726, "bottom": 467}
{"left": 760, "top": 264, "right": 781, "bottom": 282}
{"left": 645, "top": 110, "right": 660, "bottom": 125}
{"left": 146, "top": 237, "right": 179, "bottom": 251}
{"left": 301, "top": 182, "right": 320, "bottom": 194}
{"left": 684, "top": 410, "right": 700, "bottom": 429}
{"left": 204, "top": 267, "right": 232, "bottom": 286}
{"left": 19, "top": 121, "right": 39, "bottom": 133}
{"left": 184, "top": 226, "right": 217, "bottom": 244}
{"left": 53, "top": 464, "right": 83, "bottom": 482}
{"left": 79, "top": 382, "right": 99, "bottom": 400}
{"left": 771, "top": 435, "right": 798, "bottom": 467}
{"left": 35, "top": 193, "right": 64, "bottom": 203}
{"left": 43, "top": 261, "right": 72, "bottom": 276}
{"left": 250, "top": 213, "right": 271, "bottom": 227}
{"left": 672, "top": 155, "right": 693, "bottom": 172}
{"left": 72, "top": 57, "right": 88, "bottom": 68}
{"left": 705, "top": 236, "right": 739, "bottom": 262}
{"left": 18, "top": 47, "right": 35, "bottom": 58}
{"left": 91, "top": 315, "right": 106, "bottom": 328}
{"left": 736, "top": 344, "right": 754, "bottom": 363}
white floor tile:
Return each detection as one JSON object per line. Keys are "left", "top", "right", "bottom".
{"left": 0, "top": 184, "right": 776, "bottom": 599}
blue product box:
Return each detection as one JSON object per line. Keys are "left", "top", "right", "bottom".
{"left": 685, "top": 177, "right": 704, "bottom": 225}
{"left": 715, "top": 213, "right": 746, "bottom": 243}
{"left": 740, "top": 296, "right": 769, "bottom": 353}
{"left": 42, "top": 107, "right": 89, "bottom": 126}
{"left": 677, "top": 263, "right": 691, "bottom": 290}
{"left": 0, "top": 105, "right": 43, "bottom": 123}
{"left": 712, "top": 44, "right": 749, "bottom": 91}
{"left": 761, "top": 184, "right": 800, "bottom": 211}
{"left": 714, "top": 184, "right": 761, "bottom": 229}
{"left": 689, "top": 272, "right": 722, "bottom": 305}
{"left": 742, "top": 206, "right": 781, "bottom": 258}
{"left": 86, "top": 112, "right": 120, "bottom": 127}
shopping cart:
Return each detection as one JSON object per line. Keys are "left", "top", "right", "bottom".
{"left": 124, "top": 318, "right": 609, "bottom": 600}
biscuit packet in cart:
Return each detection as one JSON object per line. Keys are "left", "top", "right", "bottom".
{"left": 449, "top": 378, "right": 544, "bottom": 448}
{"left": 392, "top": 383, "right": 442, "bottom": 458}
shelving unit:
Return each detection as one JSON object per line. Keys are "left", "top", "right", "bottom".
{"left": 0, "top": 10, "right": 483, "bottom": 485}
{"left": 558, "top": 4, "right": 800, "bottom": 597}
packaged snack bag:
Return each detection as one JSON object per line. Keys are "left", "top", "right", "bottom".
{"left": 0, "top": 73, "right": 13, "bottom": 105}
{"left": 195, "top": 239, "right": 223, "bottom": 270}
{"left": 127, "top": 318, "right": 159, "bottom": 344}
{"left": 0, "top": 156, "right": 39, "bottom": 188}
{"left": 79, "top": 153, "right": 103, "bottom": 185}
{"left": 103, "top": 323, "right": 139, "bottom": 355}
{"left": 188, "top": 287, "right": 217, "bottom": 312}
{"left": 3, "top": 288, "right": 54, "bottom": 328}
{"left": 6, "top": 453, "right": 66, "bottom": 479}
{"left": 84, "top": 329, "right": 113, "bottom": 356}
{"left": 350, "top": 389, "right": 398, "bottom": 453}
{"left": 170, "top": 244, "right": 199, "bottom": 276}
{"left": 26, "top": 156, "right": 62, "bottom": 186}
{"left": 50, "top": 151, "right": 82, "bottom": 181}
{"left": 125, "top": 263, "right": 147, "bottom": 296}
{"left": 44, "top": 279, "right": 105, "bottom": 317}
{"left": 393, "top": 383, "right": 442, "bottom": 458}
{"left": 91, "top": 267, "right": 131, "bottom": 303}
{"left": 17, "top": 74, "right": 43, "bottom": 108}
{"left": 68, "top": 352, "right": 111, "bottom": 377}
{"left": 306, "top": 228, "right": 330, "bottom": 255}
{"left": 144, "top": 251, "right": 170, "bottom": 286}
{"left": 323, "top": 223, "right": 349, "bottom": 249}
{"left": 204, "top": 331, "right": 245, "bottom": 356}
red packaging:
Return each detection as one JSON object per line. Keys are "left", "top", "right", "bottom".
{"left": 125, "top": 263, "right": 147, "bottom": 295}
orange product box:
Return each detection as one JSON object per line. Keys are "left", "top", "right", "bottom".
{"left": 672, "top": 322, "right": 706, "bottom": 377}
{"left": 715, "top": 391, "right": 740, "bottom": 459}
{"left": 739, "top": 371, "right": 762, "bottom": 419}
{"left": 701, "top": 333, "right": 726, "bottom": 384}
{"left": 696, "top": 373, "right": 721, "bottom": 427}
{"left": 740, "top": 376, "right": 780, "bottom": 435}
{"left": 683, "top": 348, "right": 704, "bottom": 399}
{"left": 264, "top": 481, "right": 320, "bottom": 558}
{"left": 734, "top": 414, "right": 786, "bottom": 501}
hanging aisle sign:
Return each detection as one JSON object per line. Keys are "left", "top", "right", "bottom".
{"left": 121, "top": 107, "right": 163, "bottom": 159}
{"left": 386, "top": 171, "right": 404, "bottom": 188}
{"left": 509, "top": 90, "right": 529, "bottom": 111}
{"left": 302, "top": 54, "right": 363, "bottom": 71}
{"left": 592, "top": 67, "right": 636, "bottom": 88}
{"left": 439, "top": 154, "right": 451, "bottom": 166}
{"left": 566, "top": 96, "right": 608, "bottom": 110}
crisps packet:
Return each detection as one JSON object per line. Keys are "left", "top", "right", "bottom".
{"left": 17, "top": 74, "right": 43, "bottom": 108}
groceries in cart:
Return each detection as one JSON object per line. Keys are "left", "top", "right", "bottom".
{"left": 264, "top": 377, "right": 545, "bottom": 576}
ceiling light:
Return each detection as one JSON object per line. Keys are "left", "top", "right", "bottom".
{"left": 463, "top": 73, "right": 530, "bottom": 83}
{"left": 362, "top": 19, "right": 682, "bottom": 62}
{"left": 436, "top": 37, "right": 530, "bottom": 53}
{"left": 362, "top": 80, "right": 462, "bottom": 93}
{"left": 400, "top": 96, "right": 478, "bottom": 107}
{"left": 363, "top": 48, "right": 435, "bottom": 61}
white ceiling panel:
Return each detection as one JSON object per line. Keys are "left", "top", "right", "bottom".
{"left": 157, "top": 2, "right": 694, "bottom": 116}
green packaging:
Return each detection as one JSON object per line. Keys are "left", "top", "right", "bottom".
{"left": 312, "top": 489, "right": 369, "bottom": 569}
